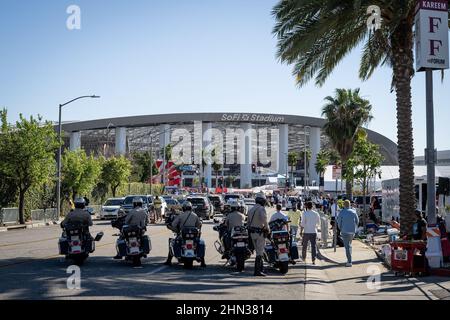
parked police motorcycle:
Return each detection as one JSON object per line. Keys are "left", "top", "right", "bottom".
{"left": 214, "top": 221, "right": 251, "bottom": 272}
{"left": 263, "top": 218, "right": 299, "bottom": 274}
{"left": 59, "top": 222, "right": 103, "bottom": 266}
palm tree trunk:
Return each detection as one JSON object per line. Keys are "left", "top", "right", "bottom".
{"left": 18, "top": 188, "right": 25, "bottom": 225}
{"left": 392, "top": 18, "right": 416, "bottom": 237}
{"left": 342, "top": 162, "right": 353, "bottom": 199}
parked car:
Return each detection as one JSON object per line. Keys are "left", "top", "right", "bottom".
{"left": 208, "top": 195, "right": 225, "bottom": 214}
{"left": 121, "top": 195, "right": 152, "bottom": 214}
{"left": 223, "top": 194, "right": 244, "bottom": 213}
{"left": 99, "top": 197, "right": 125, "bottom": 220}
{"left": 165, "top": 198, "right": 182, "bottom": 212}
{"left": 186, "top": 196, "right": 214, "bottom": 220}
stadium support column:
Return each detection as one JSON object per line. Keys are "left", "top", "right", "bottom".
{"left": 278, "top": 124, "right": 289, "bottom": 181}
{"left": 159, "top": 124, "right": 171, "bottom": 185}
{"left": 309, "top": 127, "right": 321, "bottom": 186}
{"left": 240, "top": 123, "right": 253, "bottom": 189}
{"left": 203, "top": 122, "right": 212, "bottom": 189}
{"left": 115, "top": 127, "right": 127, "bottom": 155}
{"left": 69, "top": 131, "right": 81, "bottom": 150}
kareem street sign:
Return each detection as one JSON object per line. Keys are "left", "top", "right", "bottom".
{"left": 415, "top": 0, "right": 450, "bottom": 71}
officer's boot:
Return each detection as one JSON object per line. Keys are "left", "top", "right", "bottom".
{"left": 200, "top": 258, "right": 207, "bottom": 268}
{"left": 163, "top": 253, "right": 173, "bottom": 266}
{"left": 254, "top": 256, "right": 266, "bottom": 277}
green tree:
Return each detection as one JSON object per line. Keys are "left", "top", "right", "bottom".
{"left": 131, "top": 151, "right": 158, "bottom": 183}
{"left": 62, "top": 149, "right": 101, "bottom": 202}
{"left": 100, "top": 156, "right": 132, "bottom": 197}
{"left": 321, "top": 88, "right": 373, "bottom": 199}
{"left": 272, "top": 0, "right": 435, "bottom": 235}
{"left": 211, "top": 148, "right": 223, "bottom": 188}
{"left": 0, "top": 109, "right": 58, "bottom": 224}
{"left": 288, "top": 151, "right": 298, "bottom": 186}
{"left": 315, "top": 149, "right": 331, "bottom": 185}
{"left": 347, "top": 129, "right": 384, "bottom": 228}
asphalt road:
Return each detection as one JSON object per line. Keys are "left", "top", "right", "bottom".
{"left": 0, "top": 209, "right": 307, "bottom": 300}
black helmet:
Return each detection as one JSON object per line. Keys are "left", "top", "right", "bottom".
{"left": 182, "top": 201, "right": 193, "bottom": 212}
{"left": 255, "top": 193, "right": 266, "bottom": 206}
{"left": 133, "top": 197, "right": 144, "bottom": 207}
{"left": 74, "top": 197, "right": 86, "bottom": 209}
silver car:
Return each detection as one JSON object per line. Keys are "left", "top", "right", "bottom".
{"left": 99, "top": 198, "right": 125, "bottom": 220}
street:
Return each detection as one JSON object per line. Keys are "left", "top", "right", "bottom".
{"left": 1, "top": 209, "right": 448, "bottom": 300}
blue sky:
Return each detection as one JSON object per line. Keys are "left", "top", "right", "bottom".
{"left": 1, "top": 0, "right": 449, "bottom": 156}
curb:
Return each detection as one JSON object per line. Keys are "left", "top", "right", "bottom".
{"left": 0, "top": 220, "right": 62, "bottom": 232}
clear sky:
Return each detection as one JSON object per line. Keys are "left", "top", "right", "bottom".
{"left": 1, "top": 0, "right": 449, "bottom": 156}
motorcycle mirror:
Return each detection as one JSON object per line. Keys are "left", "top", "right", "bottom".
{"left": 94, "top": 232, "right": 104, "bottom": 242}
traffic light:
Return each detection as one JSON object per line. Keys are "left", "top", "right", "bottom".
{"left": 252, "top": 164, "right": 257, "bottom": 173}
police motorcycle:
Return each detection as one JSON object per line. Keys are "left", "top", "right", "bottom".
{"left": 113, "top": 197, "right": 151, "bottom": 267}
{"left": 213, "top": 202, "right": 251, "bottom": 272}
{"left": 263, "top": 218, "right": 299, "bottom": 274}
{"left": 58, "top": 199, "right": 104, "bottom": 266}
{"left": 165, "top": 202, "right": 206, "bottom": 269}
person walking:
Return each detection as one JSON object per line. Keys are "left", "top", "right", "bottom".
{"left": 300, "top": 201, "right": 320, "bottom": 264}
{"left": 154, "top": 196, "right": 163, "bottom": 222}
{"left": 337, "top": 200, "right": 359, "bottom": 267}
{"left": 288, "top": 205, "right": 301, "bottom": 241}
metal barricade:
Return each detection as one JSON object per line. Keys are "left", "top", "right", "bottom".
{"left": 0, "top": 208, "right": 20, "bottom": 226}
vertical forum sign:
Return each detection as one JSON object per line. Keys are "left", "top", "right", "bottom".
{"left": 415, "top": 0, "right": 449, "bottom": 71}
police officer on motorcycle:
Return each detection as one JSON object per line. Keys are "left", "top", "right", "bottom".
{"left": 221, "top": 200, "right": 246, "bottom": 259}
{"left": 113, "top": 197, "right": 147, "bottom": 260}
{"left": 62, "top": 197, "right": 93, "bottom": 229}
{"left": 247, "top": 193, "right": 269, "bottom": 277}
{"left": 125, "top": 197, "right": 148, "bottom": 229}
{"left": 164, "top": 201, "right": 206, "bottom": 267}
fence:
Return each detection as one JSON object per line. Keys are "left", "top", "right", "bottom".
{"left": 31, "top": 208, "right": 59, "bottom": 222}
{"left": 0, "top": 208, "right": 20, "bottom": 226}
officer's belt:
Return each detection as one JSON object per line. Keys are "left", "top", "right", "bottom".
{"left": 248, "top": 226, "right": 263, "bottom": 234}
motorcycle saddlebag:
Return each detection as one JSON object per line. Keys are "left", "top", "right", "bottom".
{"left": 196, "top": 239, "right": 206, "bottom": 258}
{"left": 116, "top": 239, "right": 127, "bottom": 257}
{"left": 59, "top": 238, "right": 69, "bottom": 255}
{"left": 142, "top": 235, "right": 151, "bottom": 254}
{"left": 290, "top": 242, "right": 299, "bottom": 260}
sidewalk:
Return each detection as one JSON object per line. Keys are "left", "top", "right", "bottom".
{"left": 314, "top": 237, "right": 450, "bottom": 300}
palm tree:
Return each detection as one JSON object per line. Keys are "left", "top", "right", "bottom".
{"left": 272, "top": 0, "right": 427, "bottom": 235}
{"left": 321, "top": 88, "right": 373, "bottom": 199}
{"left": 315, "top": 149, "right": 331, "bottom": 187}
{"left": 288, "top": 151, "right": 298, "bottom": 186}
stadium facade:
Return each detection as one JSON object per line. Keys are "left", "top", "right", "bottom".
{"left": 60, "top": 113, "right": 398, "bottom": 189}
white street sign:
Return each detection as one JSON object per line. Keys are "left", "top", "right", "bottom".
{"left": 332, "top": 165, "right": 342, "bottom": 180}
{"left": 415, "top": 0, "right": 450, "bottom": 71}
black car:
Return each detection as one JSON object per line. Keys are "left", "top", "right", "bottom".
{"left": 186, "top": 196, "right": 214, "bottom": 220}
{"left": 208, "top": 195, "right": 224, "bottom": 213}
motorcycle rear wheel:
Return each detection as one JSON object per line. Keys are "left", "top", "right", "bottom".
{"left": 279, "top": 261, "right": 289, "bottom": 275}
{"left": 183, "top": 258, "right": 194, "bottom": 269}
{"left": 236, "top": 253, "right": 245, "bottom": 272}
{"left": 73, "top": 254, "right": 87, "bottom": 266}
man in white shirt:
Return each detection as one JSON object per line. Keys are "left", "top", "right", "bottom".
{"left": 270, "top": 204, "right": 289, "bottom": 230}
{"left": 301, "top": 201, "right": 321, "bottom": 264}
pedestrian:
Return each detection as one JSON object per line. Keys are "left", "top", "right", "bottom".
{"left": 154, "top": 196, "right": 163, "bottom": 222}
{"left": 337, "top": 200, "right": 359, "bottom": 267}
{"left": 412, "top": 210, "right": 427, "bottom": 241}
{"left": 287, "top": 205, "right": 301, "bottom": 241}
{"left": 300, "top": 201, "right": 321, "bottom": 264}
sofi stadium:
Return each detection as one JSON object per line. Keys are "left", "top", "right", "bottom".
{"left": 60, "top": 113, "right": 398, "bottom": 189}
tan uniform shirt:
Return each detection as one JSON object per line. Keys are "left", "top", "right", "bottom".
{"left": 62, "top": 208, "right": 93, "bottom": 227}
{"left": 171, "top": 211, "right": 202, "bottom": 233}
{"left": 225, "top": 211, "right": 245, "bottom": 232}
{"left": 247, "top": 204, "right": 269, "bottom": 231}
{"left": 125, "top": 208, "right": 147, "bottom": 229}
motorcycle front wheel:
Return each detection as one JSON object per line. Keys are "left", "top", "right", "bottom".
{"left": 279, "top": 261, "right": 289, "bottom": 275}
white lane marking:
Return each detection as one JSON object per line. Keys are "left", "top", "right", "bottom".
{"left": 146, "top": 265, "right": 167, "bottom": 275}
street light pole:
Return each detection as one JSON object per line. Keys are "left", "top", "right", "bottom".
{"left": 56, "top": 95, "right": 100, "bottom": 217}
{"left": 426, "top": 69, "right": 437, "bottom": 225}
